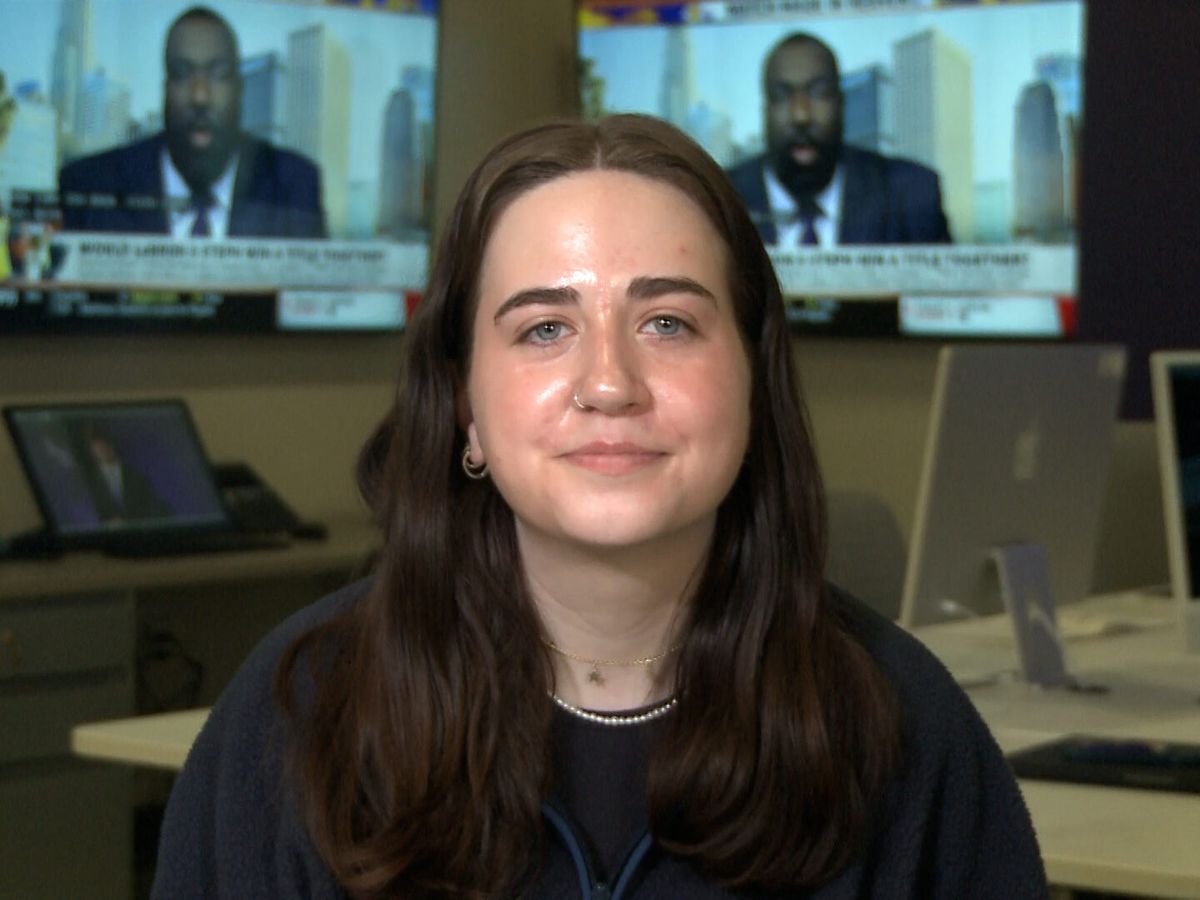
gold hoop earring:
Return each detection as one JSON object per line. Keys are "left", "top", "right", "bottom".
{"left": 461, "top": 443, "right": 488, "bottom": 480}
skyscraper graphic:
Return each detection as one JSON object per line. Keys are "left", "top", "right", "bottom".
{"left": 402, "top": 65, "right": 435, "bottom": 129}
{"left": 1013, "top": 80, "right": 1065, "bottom": 241}
{"left": 893, "top": 29, "right": 973, "bottom": 242}
{"left": 401, "top": 64, "right": 435, "bottom": 228}
{"left": 842, "top": 65, "right": 894, "bottom": 155}
{"left": 78, "top": 69, "right": 131, "bottom": 154}
{"left": 377, "top": 87, "right": 421, "bottom": 237}
{"left": 658, "top": 28, "right": 696, "bottom": 135}
{"left": 50, "top": 0, "right": 95, "bottom": 160}
{"left": 241, "top": 52, "right": 287, "bottom": 146}
{"left": 286, "top": 24, "right": 351, "bottom": 235}
{"left": 686, "top": 102, "right": 733, "bottom": 166}
{"left": 1035, "top": 53, "right": 1081, "bottom": 230}
{"left": 0, "top": 93, "right": 58, "bottom": 195}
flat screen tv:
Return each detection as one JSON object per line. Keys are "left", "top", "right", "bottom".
{"left": 0, "top": 0, "right": 438, "bottom": 333}
{"left": 578, "top": 0, "right": 1085, "bottom": 338}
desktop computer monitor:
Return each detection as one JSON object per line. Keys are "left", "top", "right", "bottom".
{"left": 1150, "top": 351, "right": 1200, "bottom": 653}
{"left": 899, "top": 344, "right": 1126, "bottom": 628}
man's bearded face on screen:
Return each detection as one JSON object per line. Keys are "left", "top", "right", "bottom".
{"left": 163, "top": 15, "right": 242, "bottom": 193}
{"left": 764, "top": 38, "right": 844, "bottom": 202}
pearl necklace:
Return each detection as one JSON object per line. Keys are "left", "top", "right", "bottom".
{"left": 550, "top": 692, "right": 678, "bottom": 727}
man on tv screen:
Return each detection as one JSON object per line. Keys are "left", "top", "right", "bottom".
{"left": 727, "top": 32, "right": 951, "bottom": 247}
{"left": 78, "top": 423, "right": 171, "bottom": 523}
{"left": 58, "top": 6, "right": 326, "bottom": 239}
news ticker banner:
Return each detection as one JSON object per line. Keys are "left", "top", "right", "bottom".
{"left": 1, "top": 234, "right": 426, "bottom": 331}
{"left": 578, "top": 0, "right": 1027, "bottom": 28}
{"left": 768, "top": 244, "right": 1075, "bottom": 297}
{"left": 48, "top": 234, "right": 427, "bottom": 292}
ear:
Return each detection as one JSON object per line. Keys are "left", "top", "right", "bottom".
{"left": 465, "top": 421, "right": 483, "bottom": 466}
{"left": 455, "top": 381, "right": 485, "bottom": 465}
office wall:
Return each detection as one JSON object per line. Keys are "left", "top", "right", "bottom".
{"left": 0, "top": 0, "right": 1170, "bottom": 593}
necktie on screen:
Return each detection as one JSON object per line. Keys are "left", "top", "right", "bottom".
{"left": 189, "top": 193, "right": 214, "bottom": 238}
{"left": 798, "top": 198, "right": 823, "bottom": 246}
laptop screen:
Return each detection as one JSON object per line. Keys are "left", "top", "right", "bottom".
{"left": 4, "top": 400, "right": 230, "bottom": 546}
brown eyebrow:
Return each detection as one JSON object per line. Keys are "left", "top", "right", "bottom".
{"left": 492, "top": 286, "right": 579, "bottom": 323}
{"left": 627, "top": 276, "right": 718, "bottom": 306}
{"left": 492, "top": 276, "right": 717, "bottom": 324}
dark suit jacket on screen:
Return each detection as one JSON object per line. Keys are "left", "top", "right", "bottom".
{"left": 87, "top": 462, "right": 171, "bottom": 523}
{"left": 58, "top": 133, "right": 327, "bottom": 239}
{"left": 726, "top": 146, "right": 952, "bottom": 246}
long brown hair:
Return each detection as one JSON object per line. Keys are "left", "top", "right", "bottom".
{"left": 276, "top": 115, "right": 899, "bottom": 897}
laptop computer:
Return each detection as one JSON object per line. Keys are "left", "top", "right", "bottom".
{"left": 3, "top": 399, "right": 290, "bottom": 557}
{"left": 1151, "top": 351, "right": 1200, "bottom": 653}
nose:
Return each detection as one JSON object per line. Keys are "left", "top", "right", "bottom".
{"left": 572, "top": 326, "right": 650, "bottom": 415}
{"left": 189, "top": 74, "right": 212, "bottom": 105}
{"left": 788, "top": 91, "right": 812, "bottom": 126}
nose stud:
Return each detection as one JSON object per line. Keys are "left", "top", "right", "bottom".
{"left": 572, "top": 393, "right": 589, "bottom": 411}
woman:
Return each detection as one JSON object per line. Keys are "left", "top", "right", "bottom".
{"left": 154, "top": 115, "right": 1046, "bottom": 899}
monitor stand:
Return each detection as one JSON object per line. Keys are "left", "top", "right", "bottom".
{"left": 1183, "top": 601, "right": 1200, "bottom": 655}
{"left": 990, "top": 543, "right": 1070, "bottom": 688}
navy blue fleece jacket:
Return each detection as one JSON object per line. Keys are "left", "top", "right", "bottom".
{"left": 152, "top": 580, "right": 1047, "bottom": 898}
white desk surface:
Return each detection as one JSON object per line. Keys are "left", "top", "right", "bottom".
{"left": 71, "top": 590, "right": 1200, "bottom": 897}
{"left": 915, "top": 590, "right": 1200, "bottom": 898}
{"left": 73, "top": 709, "right": 209, "bottom": 771}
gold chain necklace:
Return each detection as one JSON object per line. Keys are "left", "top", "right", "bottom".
{"left": 542, "top": 638, "right": 683, "bottom": 686}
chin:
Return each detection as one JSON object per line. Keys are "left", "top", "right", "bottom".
{"left": 169, "top": 142, "right": 234, "bottom": 190}
{"left": 771, "top": 152, "right": 837, "bottom": 198}
{"left": 530, "top": 500, "right": 721, "bottom": 554}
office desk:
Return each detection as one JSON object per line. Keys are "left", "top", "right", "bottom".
{"left": 71, "top": 591, "right": 1200, "bottom": 898}
{"left": 3, "top": 516, "right": 377, "bottom": 900}
{"left": 0, "top": 516, "right": 378, "bottom": 601}
{"left": 74, "top": 708, "right": 209, "bottom": 771}
{"left": 915, "top": 591, "right": 1200, "bottom": 898}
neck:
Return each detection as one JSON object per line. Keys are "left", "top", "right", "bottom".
{"left": 518, "top": 518, "right": 712, "bottom": 712}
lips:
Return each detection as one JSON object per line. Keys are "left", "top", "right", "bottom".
{"left": 563, "top": 441, "right": 666, "bottom": 475}
{"left": 790, "top": 143, "right": 819, "bottom": 166}
{"left": 187, "top": 120, "right": 217, "bottom": 148}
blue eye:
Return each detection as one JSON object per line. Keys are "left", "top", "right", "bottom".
{"left": 524, "top": 321, "right": 563, "bottom": 343}
{"left": 647, "top": 315, "right": 684, "bottom": 336}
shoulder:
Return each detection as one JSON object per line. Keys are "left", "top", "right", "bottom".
{"left": 828, "top": 588, "right": 1048, "bottom": 896}
{"left": 830, "top": 585, "right": 988, "bottom": 748}
{"left": 725, "top": 155, "right": 766, "bottom": 190}
{"left": 152, "top": 578, "right": 370, "bottom": 897}
{"left": 240, "top": 135, "right": 321, "bottom": 183}
{"left": 189, "top": 577, "right": 366, "bottom": 756}
{"left": 59, "top": 134, "right": 163, "bottom": 187}
{"left": 842, "top": 145, "right": 940, "bottom": 189}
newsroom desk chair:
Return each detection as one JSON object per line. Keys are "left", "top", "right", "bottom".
{"left": 826, "top": 489, "right": 908, "bottom": 621}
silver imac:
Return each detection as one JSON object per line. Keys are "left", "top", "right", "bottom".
{"left": 899, "top": 344, "right": 1127, "bottom": 630}
{"left": 1150, "top": 351, "right": 1200, "bottom": 653}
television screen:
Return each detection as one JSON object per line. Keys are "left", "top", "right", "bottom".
{"left": 578, "top": 0, "right": 1084, "bottom": 338}
{"left": 0, "top": 0, "right": 438, "bottom": 333}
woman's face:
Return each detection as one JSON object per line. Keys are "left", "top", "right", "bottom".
{"left": 463, "top": 170, "right": 753, "bottom": 554}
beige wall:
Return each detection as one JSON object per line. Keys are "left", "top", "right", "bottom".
{"left": 0, "top": 0, "right": 1168, "bottom": 593}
